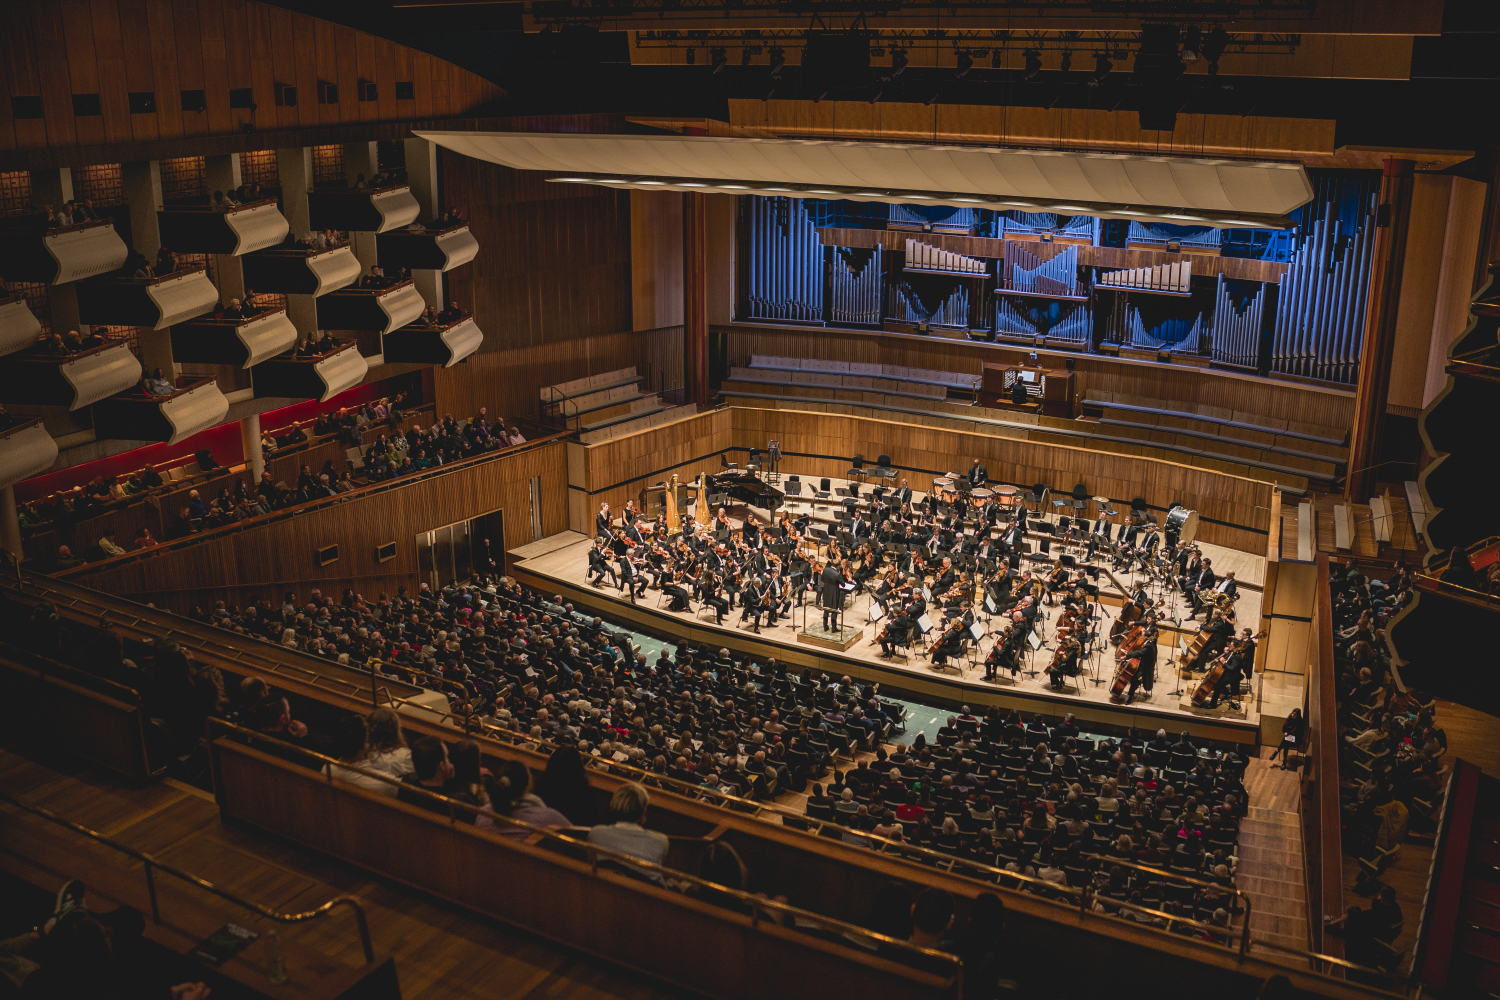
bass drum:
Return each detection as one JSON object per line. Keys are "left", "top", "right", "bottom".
{"left": 1165, "top": 506, "right": 1200, "bottom": 544}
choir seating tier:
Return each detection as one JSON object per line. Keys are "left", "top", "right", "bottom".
{"left": 0, "top": 295, "right": 44, "bottom": 358}
{"left": 0, "top": 342, "right": 142, "bottom": 410}
{"left": 170, "top": 309, "right": 299, "bottom": 368}
{"left": 316, "top": 282, "right": 425, "bottom": 335}
{"left": 155, "top": 200, "right": 289, "bottom": 256}
{"left": 92, "top": 379, "right": 229, "bottom": 445}
{"left": 0, "top": 417, "right": 59, "bottom": 490}
{"left": 379, "top": 315, "right": 482, "bottom": 368}
{"left": 308, "top": 185, "right": 421, "bottom": 234}
{"left": 240, "top": 245, "right": 361, "bottom": 296}
{"left": 0, "top": 219, "right": 129, "bottom": 284}
{"left": 250, "top": 343, "right": 368, "bottom": 402}
{"left": 374, "top": 223, "right": 479, "bottom": 271}
{"left": 76, "top": 266, "right": 219, "bottom": 330}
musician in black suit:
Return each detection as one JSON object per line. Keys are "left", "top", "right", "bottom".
{"left": 1185, "top": 559, "right": 1219, "bottom": 617}
{"left": 819, "top": 561, "right": 846, "bottom": 632}
{"left": 1125, "top": 616, "right": 1159, "bottom": 703}
{"left": 617, "top": 553, "right": 644, "bottom": 602}
{"left": 741, "top": 575, "right": 767, "bottom": 633}
{"left": 967, "top": 459, "right": 988, "bottom": 488}
{"left": 587, "top": 537, "right": 617, "bottom": 589}
{"left": 894, "top": 478, "right": 913, "bottom": 505}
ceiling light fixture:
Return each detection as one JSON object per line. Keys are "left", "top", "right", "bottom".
{"left": 1022, "top": 49, "right": 1042, "bottom": 80}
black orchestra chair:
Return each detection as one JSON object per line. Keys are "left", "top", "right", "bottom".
{"left": 816, "top": 478, "right": 832, "bottom": 499}
{"left": 785, "top": 476, "right": 802, "bottom": 496}
{"left": 874, "top": 453, "right": 897, "bottom": 480}
{"left": 846, "top": 454, "right": 866, "bottom": 481}
{"left": 1071, "top": 482, "right": 1089, "bottom": 516}
{"left": 720, "top": 453, "right": 738, "bottom": 471}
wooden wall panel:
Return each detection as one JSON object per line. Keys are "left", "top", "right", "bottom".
{"left": 572, "top": 406, "right": 1274, "bottom": 552}
{"left": 721, "top": 323, "right": 1358, "bottom": 433}
{"left": 1389, "top": 174, "right": 1454, "bottom": 414}
{"left": 68, "top": 441, "right": 569, "bottom": 612}
{"left": 0, "top": 0, "right": 504, "bottom": 153}
{"left": 630, "top": 189, "right": 683, "bottom": 331}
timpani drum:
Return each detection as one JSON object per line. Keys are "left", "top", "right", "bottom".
{"left": 969, "top": 488, "right": 994, "bottom": 509}
{"left": 931, "top": 477, "right": 957, "bottom": 503}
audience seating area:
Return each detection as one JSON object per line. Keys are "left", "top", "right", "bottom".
{"left": 744, "top": 356, "right": 982, "bottom": 398}
{"left": 580, "top": 403, "right": 698, "bottom": 444}
{"left": 1324, "top": 561, "right": 1448, "bottom": 981}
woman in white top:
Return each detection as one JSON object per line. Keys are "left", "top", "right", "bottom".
{"left": 363, "top": 706, "right": 415, "bottom": 778}
{"left": 322, "top": 715, "right": 398, "bottom": 797}
{"left": 1096, "top": 780, "right": 1120, "bottom": 815}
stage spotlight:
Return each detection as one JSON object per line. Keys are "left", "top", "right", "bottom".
{"left": 1022, "top": 48, "right": 1042, "bottom": 80}
{"left": 685, "top": 47, "right": 696, "bottom": 65}
{"left": 741, "top": 48, "right": 753, "bottom": 67}
{"left": 710, "top": 48, "right": 727, "bottom": 74}
{"left": 955, "top": 52, "right": 973, "bottom": 78}
{"left": 1088, "top": 53, "right": 1112, "bottom": 86}
{"left": 891, "top": 49, "right": 908, "bottom": 76}
{"left": 924, "top": 86, "right": 940, "bottom": 106}
{"left": 769, "top": 47, "right": 785, "bottom": 79}
{"left": 1060, "top": 49, "right": 1072, "bottom": 72}
{"left": 1180, "top": 26, "right": 1202, "bottom": 63}
{"left": 1203, "top": 26, "right": 1228, "bottom": 75}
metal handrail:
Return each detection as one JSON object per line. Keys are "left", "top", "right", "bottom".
{"left": 0, "top": 789, "right": 376, "bottom": 964}
{"left": 1246, "top": 938, "right": 1414, "bottom": 996}
{"left": 210, "top": 721, "right": 963, "bottom": 979}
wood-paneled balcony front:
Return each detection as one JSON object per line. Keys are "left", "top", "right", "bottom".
{"left": 0, "top": 416, "right": 60, "bottom": 492}
{"left": 250, "top": 341, "right": 368, "bottom": 403}
{"left": 241, "top": 243, "right": 361, "bottom": 296}
{"left": 93, "top": 378, "right": 230, "bottom": 445}
{"left": 381, "top": 314, "right": 483, "bottom": 368}
{"left": 316, "top": 281, "right": 426, "bottom": 335}
{"left": 0, "top": 218, "right": 129, "bottom": 284}
{"left": 156, "top": 199, "right": 290, "bottom": 256}
{"left": 0, "top": 295, "right": 44, "bottom": 359}
{"left": 0, "top": 342, "right": 142, "bottom": 410}
{"left": 76, "top": 265, "right": 219, "bottom": 330}
{"left": 308, "top": 184, "right": 421, "bottom": 234}
{"left": 375, "top": 222, "right": 479, "bottom": 271}
{"left": 170, "top": 308, "right": 299, "bottom": 368}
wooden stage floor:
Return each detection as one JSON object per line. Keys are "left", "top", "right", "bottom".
{"left": 512, "top": 527, "right": 1274, "bottom": 747}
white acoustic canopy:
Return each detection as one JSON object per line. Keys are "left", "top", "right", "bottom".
{"left": 416, "top": 130, "right": 1314, "bottom": 228}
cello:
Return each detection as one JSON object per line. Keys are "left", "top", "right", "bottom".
{"left": 1108, "top": 618, "right": 1155, "bottom": 702}
{"left": 1191, "top": 630, "right": 1267, "bottom": 707}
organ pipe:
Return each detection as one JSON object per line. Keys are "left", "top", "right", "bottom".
{"left": 1210, "top": 273, "right": 1265, "bottom": 369}
{"left": 747, "top": 197, "right": 823, "bottom": 323}
{"left": 1271, "top": 191, "right": 1376, "bottom": 384}
{"left": 1002, "top": 244, "right": 1079, "bottom": 296}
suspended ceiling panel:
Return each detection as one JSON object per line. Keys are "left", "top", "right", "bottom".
{"left": 417, "top": 130, "right": 1314, "bottom": 227}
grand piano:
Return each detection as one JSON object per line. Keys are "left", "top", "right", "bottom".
{"left": 704, "top": 471, "right": 785, "bottom": 515}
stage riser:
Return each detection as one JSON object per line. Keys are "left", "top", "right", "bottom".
{"left": 514, "top": 564, "right": 1261, "bottom": 747}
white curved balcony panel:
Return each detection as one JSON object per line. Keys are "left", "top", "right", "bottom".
{"left": 370, "top": 186, "right": 421, "bottom": 233}
{"left": 433, "top": 226, "right": 480, "bottom": 270}
{"left": 160, "top": 381, "right": 230, "bottom": 445}
{"left": 226, "top": 202, "right": 291, "bottom": 254}
{"left": 315, "top": 348, "right": 369, "bottom": 402}
{"left": 146, "top": 269, "right": 220, "bottom": 329}
{"left": 440, "top": 317, "right": 483, "bottom": 367}
{"left": 0, "top": 298, "right": 43, "bottom": 358}
{"left": 309, "top": 246, "right": 362, "bottom": 296}
{"left": 61, "top": 343, "right": 143, "bottom": 410}
{"left": 46, "top": 223, "right": 129, "bottom": 284}
{"left": 238, "top": 311, "right": 300, "bottom": 368}
{"left": 376, "top": 283, "right": 427, "bottom": 334}
{"left": 0, "top": 422, "right": 59, "bottom": 490}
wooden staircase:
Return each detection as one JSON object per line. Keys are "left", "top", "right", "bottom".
{"left": 1235, "top": 755, "right": 1311, "bottom": 956}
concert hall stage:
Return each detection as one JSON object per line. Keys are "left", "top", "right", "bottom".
{"left": 511, "top": 531, "right": 1270, "bottom": 747}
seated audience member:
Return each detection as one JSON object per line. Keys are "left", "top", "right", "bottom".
{"left": 221, "top": 297, "right": 244, "bottom": 319}
{"left": 587, "top": 782, "right": 670, "bottom": 881}
{"left": 156, "top": 246, "right": 176, "bottom": 275}
{"left": 134, "top": 527, "right": 159, "bottom": 549}
{"left": 97, "top": 530, "right": 126, "bottom": 558}
{"left": 143, "top": 367, "right": 176, "bottom": 395}
{"left": 323, "top": 715, "right": 398, "bottom": 796}
{"left": 397, "top": 736, "right": 457, "bottom": 815}
{"left": 479, "top": 758, "right": 572, "bottom": 837}
{"left": 364, "top": 707, "right": 414, "bottom": 777}
{"left": 54, "top": 545, "right": 83, "bottom": 569}
{"left": 438, "top": 299, "right": 463, "bottom": 323}
{"left": 505, "top": 424, "right": 526, "bottom": 446}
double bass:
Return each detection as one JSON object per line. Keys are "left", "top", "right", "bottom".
{"left": 1109, "top": 599, "right": 1146, "bottom": 643}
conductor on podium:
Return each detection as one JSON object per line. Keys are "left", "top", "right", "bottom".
{"left": 820, "top": 560, "right": 846, "bottom": 632}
